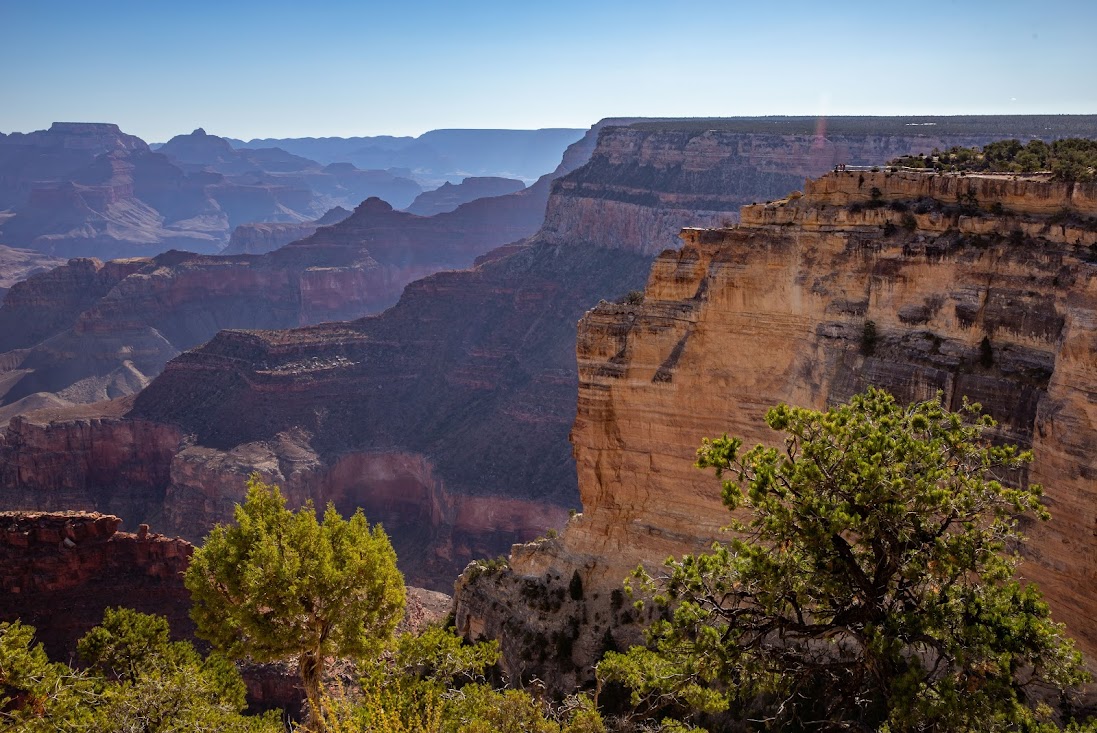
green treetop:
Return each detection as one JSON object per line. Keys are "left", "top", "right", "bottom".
{"left": 184, "top": 475, "right": 406, "bottom": 729}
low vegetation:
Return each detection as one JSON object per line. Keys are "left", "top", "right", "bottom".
{"left": 4, "top": 392, "right": 1095, "bottom": 731}
{"left": 1, "top": 608, "right": 281, "bottom": 732}
{"left": 888, "top": 138, "right": 1097, "bottom": 182}
{"left": 185, "top": 477, "right": 406, "bottom": 727}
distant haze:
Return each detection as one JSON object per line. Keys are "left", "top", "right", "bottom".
{"left": 2, "top": 0, "right": 1094, "bottom": 141}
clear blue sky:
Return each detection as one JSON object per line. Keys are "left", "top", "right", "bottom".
{"left": 2, "top": 0, "right": 1095, "bottom": 142}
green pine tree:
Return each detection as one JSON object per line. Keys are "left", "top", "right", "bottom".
{"left": 185, "top": 475, "right": 406, "bottom": 730}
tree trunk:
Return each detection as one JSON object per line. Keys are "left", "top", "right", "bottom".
{"left": 299, "top": 651, "right": 327, "bottom": 732}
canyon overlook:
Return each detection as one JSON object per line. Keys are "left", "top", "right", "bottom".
{"left": 3, "top": 118, "right": 1095, "bottom": 594}
{"left": 455, "top": 169, "right": 1097, "bottom": 692}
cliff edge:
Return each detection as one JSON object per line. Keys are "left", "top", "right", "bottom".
{"left": 455, "top": 169, "right": 1097, "bottom": 690}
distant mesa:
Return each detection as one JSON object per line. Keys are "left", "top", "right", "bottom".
{"left": 405, "top": 176, "right": 526, "bottom": 216}
{"left": 226, "top": 128, "right": 587, "bottom": 186}
{"left": 0, "top": 123, "right": 435, "bottom": 259}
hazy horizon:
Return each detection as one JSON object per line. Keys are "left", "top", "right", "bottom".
{"left": 3, "top": 0, "right": 1095, "bottom": 142}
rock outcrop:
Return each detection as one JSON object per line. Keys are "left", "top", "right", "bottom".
{"left": 405, "top": 177, "right": 526, "bottom": 216}
{"left": 0, "top": 244, "right": 65, "bottom": 301}
{"left": 0, "top": 509, "right": 448, "bottom": 715}
{"left": 0, "top": 511, "right": 193, "bottom": 659}
{"left": 454, "top": 169, "right": 1097, "bottom": 691}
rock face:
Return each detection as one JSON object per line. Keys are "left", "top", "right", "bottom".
{"left": 0, "top": 170, "right": 562, "bottom": 410}
{"left": 0, "top": 123, "right": 148, "bottom": 210}
{"left": 0, "top": 119, "right": 619, "bottom": 415}
{"left": 0, "top": 244, "right": 65, "bottom": 301}
{"left": 405, "top": 177, "right": 526, "bottom": 216}
{"left": 454, "top": 170, "right": 1097, "bottom": 691}
{"left": 0, "top": 511, "right": 194, "bottom": 659}
{"left": 157, "top": 128, "right": 425, "bottom": 210}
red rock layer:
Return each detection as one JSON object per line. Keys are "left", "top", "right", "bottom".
{"left": 0, "top": 511, "right": 193, "bottom": 659}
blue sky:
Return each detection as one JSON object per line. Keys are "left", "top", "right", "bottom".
{"left": 1, "top": 0, "right": 1095, "bottom": 142}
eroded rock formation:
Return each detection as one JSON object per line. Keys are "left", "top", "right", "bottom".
{"left": 0, "top": 182, "right": 556, "bottom": 410}
{"left": 405, "top": 177, "right": 526, "bottom": 216}
{"left": 222, "top": 206, "right": 352, "bottom": 255}
{"left": 0, "top": 511, "right": 193, "bottom": 659}
{"left": 455, "top": 170, "right": 1097, "bottom": 690}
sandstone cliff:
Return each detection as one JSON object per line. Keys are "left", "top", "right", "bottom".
{"left": 455, "top": 170, "right": 1097, "bottom": 690}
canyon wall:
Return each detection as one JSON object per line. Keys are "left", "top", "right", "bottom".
{"left": 222, "top": 206, "right": 352, "bottom": 255}
{"left": 0, "top": 120, "right": 614, "bottom": 414}
{"left": 455, "top": 170, "right": 1097, "bottom": 691}
{"left": 5, "top": 119, "right": 1096, "bottom": 593}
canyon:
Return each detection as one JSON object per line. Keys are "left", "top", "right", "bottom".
{"left": 227, "top": 128, "right": 587, "bottom": 186}
{"left": 454, "top": 168, "right": 1097, "bottom": 693}
{"left": 4, "top": 118, "right": 1089, "bottom": 596}
{"left": 0, "top": 124, "right": 563, "bottom": 261}
{"left": 0, "top": 120, "right": 592, "bottom": 413}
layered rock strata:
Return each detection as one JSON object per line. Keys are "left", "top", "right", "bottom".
{"left": 222, "top": 206, "right": 352, "bottom": 255}
{"left": 0, "top": 124, "right": 436, "bottom": 259}
{"left": 405, "top": 177, "right": 526, "bottom": 216}
{"left": 5, "top": 120, "right": 1095, "bottom": 591}
{"left": 0, "top": 511, "right": 193, "bottom": 659}
{"left": 0, "top": 187, "right": 552, "bottom": 410}
{"left": 455, "top": 170, "right": 1097, "bottom": 690}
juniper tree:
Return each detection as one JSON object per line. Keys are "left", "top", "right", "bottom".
{"left": 185, "top": 475, "right": 405, "bottom": 729}
{"left": 600, "top": 389, "right": 1088, "bottom": 732}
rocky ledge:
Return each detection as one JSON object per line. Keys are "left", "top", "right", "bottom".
{"left": 0, "top": 511, "right": 194, "bottom": 658}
